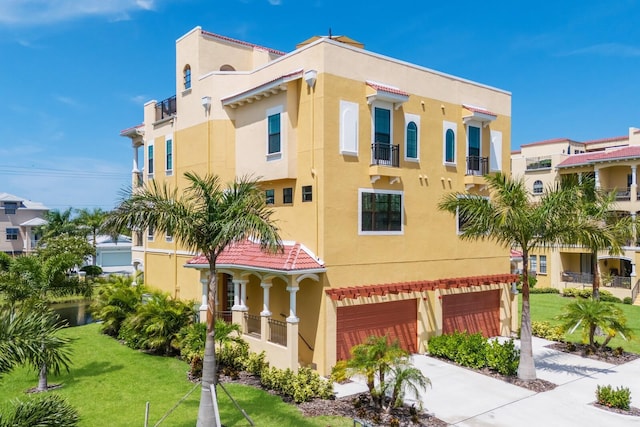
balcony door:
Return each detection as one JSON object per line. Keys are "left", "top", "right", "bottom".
{"left": 467, "top": 124, "right": 481, "bottom": 174}
{"left": 373, "top": 107, "right": 391, "bottom": 164}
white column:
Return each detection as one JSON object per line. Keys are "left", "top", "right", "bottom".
{"left": 260, "top": 280, "right": 272, "bottom": 316}
{"left": 286, "top": 285, "right": 299, "bottom": 323}
{"left": 594, "top": 169, "right": 600, "bottom": 189}
{"left": 199, "top": 278, "right": 208, "bottom": 311}
{"left": 132, "top": 144, "right": 140, "bottom": 172}
{"left": 631, "top": 165, "right": 638, "bottom": 201}
{"left": 578, "top": 172, "right": 582, "bottom": 184}
{"left": 240, "top": 281, "right": 248, "bottom": 310}
{"left": 232, "top": 280, "right": 242, "bottom": 310}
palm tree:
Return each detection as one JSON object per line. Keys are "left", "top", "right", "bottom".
{"left": 386, "top": 362, "right": 431, "bottom": 412}
{"left": 556, "top": 298, "right": 633, "bottom": 351}
{"left": 75, "top": 208, "right": 109, "bottom": 265}
{"left": 38, "top": 208, "right": 78, "bottom": 242}
{"left": 213, "top": 319, "right": 243, "bottom": 352}
{"left": 0, "top": 394, "right": 79, "bottom": 427}
{"left": 438, "top": 172, "right": 581, "bottom": 380}
{"left": 570, "top": 180, "right": 634, "bottom": 300}
{"left": 104, "top": 172, "right": 282, "bottom": 427}
{"left": 91, "top": 276, "right": 146, "bottom": 337}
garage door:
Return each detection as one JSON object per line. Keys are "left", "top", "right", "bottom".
{"left": 336, "top": 299, "right": 417, "bottom": 361}
{"left": 442, "top": 289, "right": 500, "bottom": 337}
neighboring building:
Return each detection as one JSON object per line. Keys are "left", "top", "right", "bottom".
{"left": 0, "top": 193, "right": 48, "bottom": 254}
{"left": 88, "top": 234, "right": 134, "bottom": 275}
{"left": 120, "top": 27, "right": 517, "bottom": 375}
{"left": 511, "top": 128, "right": 640, "bottom": 304}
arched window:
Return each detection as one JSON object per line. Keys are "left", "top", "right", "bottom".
{"left": 406, "top": 121, "right": 418, "bottom": 159}
{"left": 183, "top": 65, "right": 191, "bottom": 90}
{"left": 445, "top": 129, "right": 455, "bottom": 163}
{"left": 533, "top": 180, "right": 543, "bottom": 194}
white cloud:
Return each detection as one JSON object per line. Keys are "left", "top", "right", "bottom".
{"left": 0, "top": 0, "right": 157, "bottom": 26}
{"left": 560, "top": 43, "right": 640, "bottom": 58}
{"left": 54, "top": 95, "right": 80, "bottom": 107}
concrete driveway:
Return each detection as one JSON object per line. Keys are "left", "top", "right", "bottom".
{"left": 335, "top": 336, "right": 640, "bottom": 426}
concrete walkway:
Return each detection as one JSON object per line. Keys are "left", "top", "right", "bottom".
{"left": 334, "top": 336, "right": 640, "bottom": 426}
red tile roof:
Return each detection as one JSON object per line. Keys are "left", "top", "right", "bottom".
{"left": 186, "top": 240, "right": 324, "bottom": 272}
{"left": 462, "top": 104, "right": 497, "bottom": 118}
{"left": 520, "top": 137, "right": 579, "bottom": 148}
{"left": 119, "top": 123, "right": 144, "bottom": 136}
{"left": 325, "top": 274, "right": 518, "bottom": 301}
{"left": 200, "top": 30, "right": 285, "bottom": 56}
{"left": 584, "top": 135, "right": 628, "bottom": 145}
{"left": 510, "top": 249, "right": 523, "bottom": 258}
{"left": 557, "top": 146, "right": 640, "bottom": 168}
{"left": 221, "top": 69, "right": 304, "bottom": 105}
{"left": 366, "top": 81, "right": 409, "bottom": 97}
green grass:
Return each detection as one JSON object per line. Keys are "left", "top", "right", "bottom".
{"left": 0, "top": 323, "right": 351, "bottom": 427}
{"left": 521, "top": 293, "right": 640, "bottom": 354}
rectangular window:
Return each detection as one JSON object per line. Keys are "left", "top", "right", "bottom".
{"left": 359, "top": 190, "right": 403, "bottom": 234}
{"left": 148, "top": 145, "right": 154, "bottom": 175}
{"left": 147, "top": 225, "right": 155, "bottom": 242}
{"left": 165, "top": 231, "right": 173, "bottom": 242}
{"left": 283, "top": 187, "right": 293, "bottom": 204}
{"left": 529, "top": 255, "right": 537, "bottom": 273}
{"left": 6, "top": 228, "right": 18, "bottom": 240}
{"left": 539, "top": 255, "right": 547, "bottom": 274}
{"left": 265, "top": 189, "right": 275, "bottom": 205}
{"left": 4, "top": 202, "right": 17, "bottom": 214}
{"left": 374, "top": 107, "right": 391, "bottom": 144}
{"left": 268, "top": 113, "right": 281, "bottom": 154}
{"left": 165, "top": 139, "right": 173, "bottom": 173}
{"left": 302, "top": 186, "right": 313, "bottom": 202}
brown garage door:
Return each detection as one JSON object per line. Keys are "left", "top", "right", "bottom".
{"left": 442, "top": 289, "right": 500, "bottom": 337}
{"left": 336, "top": 299, "right": 417, "bottom": 361}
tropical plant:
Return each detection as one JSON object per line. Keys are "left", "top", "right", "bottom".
{"left": 118, "top": 290, "right": 195, "bottom": 356}
{"left": 37, "top": 208, "right": 79, "bottom": 242}
{"left": 75, "top": 208, "right": 109, "bottom": 265}
{"left": 568, "top": 179, "right": 634, "bottom": 300}
{"left": 35, "top": 234, "right": 95, "bottom": 269}
{"left": 385, "top": 363, "right": 430, "bottom": 412}
{"left": 556, "top": 298, "right": 633, "bottom": 351}
{"left": 0, "top": 394, "right": 79, "bottom": 427}
{"left": 438, "top": 172, "right": 582, "bottom": 380}
{"left": 90, "top": 276, "right": 146, "bottom": 337}
{"left": 103, "top": 172, "right": 282, "bottom": 427}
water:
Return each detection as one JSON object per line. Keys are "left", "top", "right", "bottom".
{"left": 51, "top": 300, "right": 93, "bottom": 327}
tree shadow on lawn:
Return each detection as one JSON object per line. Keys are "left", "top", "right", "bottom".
{"left": 63, "top": 361, "right": 125, "bottom": 383}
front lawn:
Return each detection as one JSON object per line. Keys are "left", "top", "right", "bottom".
{"left": 0, "top": 323, "right": 351, "bottom": 427}
{"left": 521, "top": 293, "right": 640, "bottom": 354}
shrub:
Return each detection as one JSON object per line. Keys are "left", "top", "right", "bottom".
{"left": 80, "top": 265, "right": 103, "bottom": 277}
{"left": 218, "top": 340, "right": 249, "bottom": 378}
{"left": 330, "top": 360, "right": 349, "bottom": 384}
{"left": 596, "top": 384, "right": 631, "bottom": 410}
{"left": 486, "top": 339, "right": 520, "bottom": 376}
{"left": 244, "top": 351, "right": 269, "bottom": 376}
{"left": 531, "top": 321, "right": 565, "bottom": 342}
{"left": 623, "top": 297, "right": 633, "bottom": 305}
{"left": 599, "top": 292, "right": 622, "bottom": 304}
{"left": 427, "top": 331, "right": 466, "bottom": 361}
{"left": 259, "top": 366, "right": 333, "bottom": 403}
{"left": 453, "top": 332, "right": 487, "bottom": 369}
{"left": 529, "top": 287, "right": 560, "bottom": 294}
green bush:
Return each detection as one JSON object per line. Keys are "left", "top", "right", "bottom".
{"left": 427, "top": 331, "right": 466, "bottom": 361}
{"left": 562, "top": 288, "right": 587, "bottom": 298}
{"left": 623, "top": 297, "right": 633, "bottom": 305}
{"left": 330, "top": 360, "right": 349, "bottom": 384}
{"left": 453, "top": 332, "right": 487, "bottom": 369}
{"left": 244, "top": 351, "right": 269, "bottom": 375}
{"left": 218, "top": 340, "right": 250, "bottom": 378}
{"left": 80, "top": 265, "right": 103, "bottom": 277}
{"left": 600, "top": 292, "right": 622, "bottom": 304}
{"left": 596, "top": 384, "right": 631, "bottom": 410}
{"left": 486, "top": 339, "right": 519, "bottom": 376}
{"left": 259, "top": 366, "right": 333, "bottom": 403}
{"left": 531, "top": 321, "right": 565, "bottom": 342}
{"left": 529, "top": 287, "right": 560, "bottom": 294}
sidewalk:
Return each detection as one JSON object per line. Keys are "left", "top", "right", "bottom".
{"left": 333, "top": 337, "right": 640, "bottom": 426}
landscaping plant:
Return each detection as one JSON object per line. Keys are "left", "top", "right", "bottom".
{"left": 596, "top": 384, "right": 631, "bottom": 410}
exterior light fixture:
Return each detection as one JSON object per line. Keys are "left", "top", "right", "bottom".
{"left": 201, "top": 96, "right": 212, "bottom": 110}
{"left": 304, "top": 70, "right": 317, "bottom": 88}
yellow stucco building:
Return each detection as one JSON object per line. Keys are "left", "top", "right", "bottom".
{"left": 511, "top": 129, "right": 640, "bottom": 305}
{"left": 121, "top": 27, "right": 518, "bottom": 375}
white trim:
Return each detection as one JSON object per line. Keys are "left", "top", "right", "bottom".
{"left": 165, "top": 134, "right": 173, "bottom": 175}
{"left": 404, "top": 113, "right": 420, "bottom": 162}
{"left": 490, "top": 130, "right": 502, "bottom": 172}
{"left": 146, "top": 142, "right": 154, "bottom": 177}
{"left": 443, "top": 121, "right": 457, "bottom": 165}
{"left": 339, "top": 100, "right": 359, "bottom": 156}
{"left": 466, "top": 120, "right": 482, "bottom": 160}
{"left": 358, "top": 188, "right": 404, "bottom": 236}
{"left": 371, "top": 101, "right": 393, "bottom": 147}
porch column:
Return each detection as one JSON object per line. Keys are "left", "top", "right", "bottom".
{"left": 631, "top": 165, "right": 638, "bottom": 201}
{"left": 199, "top": 277, "right": 208, "bottom": 323}
{"left": 231, "top": 279, "right": 248, "bottom": 326}
{"left": 286, "top": 284, "right": 300, "bottom": 372}
{"left": 132, "top": 144, "right": 140, "bottom": 188}
{"left": 578, "top": 172, "right": 582, "bottom": 184}
{"left": 594, "top": 169, "right": 600, "bottom": 189}
{"left": 260, "top": 280, "right": 273, "bottom": 343}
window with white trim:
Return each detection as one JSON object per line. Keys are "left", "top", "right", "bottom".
{"left": 371, "top": 102, "right": 395, "bottom": 165}
{"left": 443, "top": 121, "right": 457, "bottom": 164}
{"left": 6, "top": 228, "right": 18, "bottom": 240}
{"left": 165, "top": 231, "right": 173, "bottom": 242}
{"left": 147, "top": 144, "right": 154, "bottom": 175}
{"left": 539, "top": 255, "right": 547, "bottom": 274}
{"left": 265, "top": 189, "right": 275, "bottom": 205}
{"left": 529, "top": 255, "right": 537, "bottom": 273}
{"left": 405, "top": 113, "right": 419, "bottom": 161}
{"left": 455, "top": 195, "right": 489, "bottom": 235}
{"left": 359, "top": 189, "right": 403, "bottom": 234}
{"left": 266, "top": 106, "right": 283, "bottom": 158}
{"left": 533, "top": 180, "right": 543, "bottom": 194}
{"left": 340, "top": 100, "right": 359, "bottom": 155}
{"left": 147, "top": 225, "right": 155, "bottom": 242}
{"left": 4, "top": 202, "right": 17, "bottom": 214}
{"left": 183, "top": 65, "right": 191, "bottom": 90}
{"left": 165, "top": 137, "right": 173, "bottom": 175}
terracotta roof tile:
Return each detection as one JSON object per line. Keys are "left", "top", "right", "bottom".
{"left": 186, "top": 240, "right": 324, "bottom": 272}
{"left": 200, "top": 30, "right": 285, "bottom": 56}
{"left": 366, "top": 81, "right": 409, "bottom": 97}
{"left": 557, "top": 146, "right": 640, "bottom": 168}
{"left": 462, "top": 104, "right": 497, "bottom": 117}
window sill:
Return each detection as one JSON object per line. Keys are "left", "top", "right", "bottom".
{"left": 181, "top": 88, "right": 192, "bottom": 96}
{"left": 166, "top": 170, "right": 173, "bottom": 176}
{"left": 266, "top": 152, "right": 282, "bottom": 161}
{"left": 359, "top": 230, "right": 404, "bottom": 236}
{"left": 444, "top": 162, "right": 457, "bottom": 167}
{"left": 405, "top": 157, "right": 419, "bottom": 163}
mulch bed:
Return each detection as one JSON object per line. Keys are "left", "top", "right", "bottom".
{"left": 591, "top": 402, "right": 640, "bottom": 417}
{"left": 546, "top": 341, "right": 640, "bottom": 365}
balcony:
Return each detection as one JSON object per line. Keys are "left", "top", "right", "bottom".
{"left": 604, "top": 187, "right": 631, "bottom": 201}
{"left": 370, "top": 142, "right": 399, "bottom": 167}
{"left": 526, "top": 156, "right": 552, "bottom": 171}
{"left": 155, "top": 95, "right": 177, "bottom": 122}
{"left": 466, "top": 156, "right": 489, "bottom": 176}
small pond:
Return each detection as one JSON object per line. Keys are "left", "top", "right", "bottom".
{"left": 51, "top": 300, "right": 93, "bottom": 327}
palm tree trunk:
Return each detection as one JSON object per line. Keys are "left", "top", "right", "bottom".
{"left": 592, "top": 251, "right": 600, "bottom": 300}
{"left": 517, "top": 253, "right": 537, "bottom": 380}
{"left": 38, "top": 362, "right": 48, "bottom": 392}
{"left": 197, "top": 262, "right": 219, "bottom": 427}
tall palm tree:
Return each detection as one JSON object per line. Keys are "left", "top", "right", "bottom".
{"left": 75, "top": 208, "right": 109, "bottom": 265}
{"left": 570, "top": 180, "right": 634, "bottom": 300}
{"left": 38, "top": 208, "right": 78, "bottom": 242}
{"left": 104, "top": 172, "right": 282, "bottom": 427}
{"left": 557, "top": 298, "right": 633, "bottom": 351}
{"left": 438, "top": 172, "right": 581, "bottom": 380}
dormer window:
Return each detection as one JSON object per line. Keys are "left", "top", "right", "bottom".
{"left": 183, "top": 65, "right": 191, "bottom": 90}
{"left": 4, "top": 202, "right": 17, "bottom": 214}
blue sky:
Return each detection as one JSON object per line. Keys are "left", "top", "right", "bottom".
{"left": 1, "top": 0, "right": 640, "bottom": 211}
